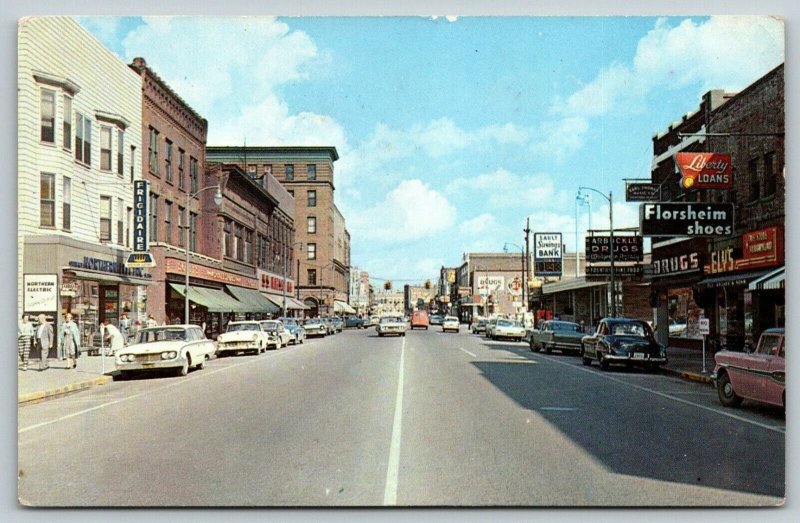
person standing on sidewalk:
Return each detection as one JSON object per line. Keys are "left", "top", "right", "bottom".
{"left": 119, "top": 312, "right": 131, "bottom": 345}
{"left": 146, "top": 314, "right": 158, "bottom": 329}
{"left": 18, "top": 314, "right": 34, "bottom": 371}
{"left": 102, "top": 319, "right": 124, "bottom": 356}
{"left": 34, "top": 314, "right": 53, "bottom": 372}
{"left": 59, "top": 313, "right": 81, "bottom": 369}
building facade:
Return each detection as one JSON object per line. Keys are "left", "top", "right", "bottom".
{"left": 18, "top": 17, "right": 147, "bottom": 351}
{"left": 349, "top": 267, "right": 370, "bottom": 315}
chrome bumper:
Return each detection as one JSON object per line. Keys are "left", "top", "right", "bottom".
{"left": 605, "top": 353, "right": 668, "bottom": 365}
{"left": 217, "top": 342, "right": 259, "bottom": 353}
{"left": 116, "top": 358, "right": 186, "bottom": 372}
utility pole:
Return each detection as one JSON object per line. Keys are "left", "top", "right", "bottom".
{"left": 524, "top": 217, "right": 531, "bottom": 311}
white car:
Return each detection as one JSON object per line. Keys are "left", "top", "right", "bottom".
{"left": 442, "top": 316, "right": 460, "bottom": 333}
{"left": 492, "top": 319, "right": 526, "bottom": 342}
{"left": 302, "top": 318, "right": 327, "bottom": 338}
{"left": 115, "top": 325, "right": 215, "bottom": 379}
{"left": 216, "top": 321, "right": 268, "bottom": 356}
{"left": 377, "top": 315, "right": 406, "bottom": 337}
{"left": 260, "top": 320, "right": 293, "bottom": 349}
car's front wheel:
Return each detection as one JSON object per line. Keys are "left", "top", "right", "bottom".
{"left": 178, "top": 356, "right": 190, "bottom": 376}
{"left": 717, "top": 371, "right": 743, "bottom": 407}
{"left": 598, "top": 351, "right": 609, "bottom": 370}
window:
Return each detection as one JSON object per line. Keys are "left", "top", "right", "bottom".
{"left": 264, "top": 164, "right": 273, "bottom": 177}
{"left": 126, "top": 207, "right": 132, "bottom": 248}
{"left": 62, "top": 177, "right": 71, "bottom": 231}
{"left": 130, "top": 145, "right": 136, "bottom": 183}
{"left": 117, "top": 130, "right": 124, "bottom": 175}
{"left": 148, "top": 127, "right": 159, "bottom": 174}
{"left": 189, "top": 212, "right": 197, "bottom": 252}
{"left": 75, "top": 113, "right": 91, "bottom": 165}
{"left": 178, "top": 149, "right": 185, "bottom": 190}
{"left": 190, "top": 156, "right": 199, "bottom": 193}
{"left": 749, "top": 158, "right": 759, "bottom": 202}
{"left": 285, "top": 164, "right": 294, "bottom": 180}
{"left": 307, "top": 216, "right": 317, "bottom": 234}
{"left": 235, "top": 223, "right": 244, "bottom": 261}
{"left": 308, "top": 269, "right": 317, "bottom": 286}
{"left": 224, "top": 220, "right": 233, "bottom": 257}
{"left": 149, "top": 193, "right": 158, "bottom": 242}
{"left": 248, "top": 164, "right": 257, "bottom": 179}
{"left": 245, "top": 229, "right": 253, "bottom": 264}
{"left": 307, "top": 243, "right": 316, "bottom": 260}
{"left": 117, "top": 198, "right": 124, "bottom": 244}
{"left": 40, "top": 89, "right": 55, "bottom": 143}
{"left": 764, "top": 152, "right": 777, "bottom": 197}
{"left": 177, "top": 206, "right": 185, "bottom": 248}
{"left": 40, "top": 173, "right": 55, "bottom": 227}
{"left": 308, "top": 190, "right": 317, "bottom": 207}
{"left": 100, "top": 126, "right": 112, "bottom": 170}
{"left": 258, "top": 234, "right": 268, "bottom": 268}
{"left": 63, "top": 96, "right": 72, "bottom": 150}
{"left": 307, "top": 164, "right": 316, "bottom": 180}
{"left": 165, "top": 140, "right": 173, "bottom": 183}
{"left": 164, "top": 200, "right": 173, "bottom": 244}
{"left": 99, "top": 196, "right": 112, "bottom": 241}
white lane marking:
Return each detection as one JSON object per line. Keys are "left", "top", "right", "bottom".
{"left": 19, "top": 346, "right": 300, "bottom": 434}
{"left": 539, "top": 355, "right": 785, "bottom": 434}
{"left": 459, "top": 347, "right": 477, "bottom": 358}
{"left": 539, "top": 407, "right": 579, "bottom": 412}
{"left": 383, "top": 336, "right": 406, "bottom": 506}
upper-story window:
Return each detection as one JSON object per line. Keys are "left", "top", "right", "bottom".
{"left": 62, "top": 96, "right": 72, "bottom": 150}
{"left": 285, "top": 164, "right": 294, "bottom": 180}
{"left": 148, "top": 127, "right": 159, "bottom": 174}
{"left": 40, "top": 173, "right": 55, "bottom": 227}
{"left": 307, "top": 243, "right": 317, "bottom": 260}
{"left": 190, "top": 156, "right": 199, "bottom": 193}
{"left": 308, "top": 190, "right": 317, "bottom": 207}
{"left": 764, "top": 152, "right": 777, "bottom": 197}
{"left": 99, "top": 196, "right": 112, "bottom": 242}
{"left": 117, "top": 130, "right": 124, "bottom": 176}
{"left": 307, "top": 164, "right": 317, "bottom": 180}
{"left": 288, "top": 189, "right": 294, "bottom": 198}
{"left": 40, "top": 88, "right": 55, "bottom": 143}
{"left": 100, "top": 126, "right": 113, "bottom": 171}
{"left": 149, "top": 193, "right": 158, "bottom": 242}
{"left": 177, "top": 206, "right": 185, "bottom": 248}
{"left": 164, "top": 200, "right": 173, "bottom": 244}
{"left": 235, "top": 223, "right": 244, "bottom": 261}
{"left": 165, "top": 140, "right": 173, "bottom": 183}
{"left": 75, "top": 113, "right": 92, "bottom": 165}
{"left": 247, "top": 165, "right": 257, "bottom": 180}
{"left": 307, "top": 216, "right": 317, "bottom": 234}
{"left": 62, "top": 177, "right": 71, "bottom": 231}
{"left": 189, "top": 212, "right": 198, "bottom": 252}
{"left": 178, "top": 148, "right": 185, "bottom": 190}
{"left": 748, "top": 158, "right": 760, "bottom": 202}
{"left": 117, "top": 198, "right": 124, "bottom": 245}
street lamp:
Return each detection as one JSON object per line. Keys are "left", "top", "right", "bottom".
{"left": 578, "top": 186, "right": 615, "bottom": 317}
{"left": 503, "top": 242, "right": 526, "bottom": 312}
{"left": 575, "top": 193, "right": 591, "bottom": 277}
{"left": 184, "top": 185, "right": 223, "bottom": 324}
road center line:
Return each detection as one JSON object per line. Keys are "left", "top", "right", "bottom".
{"left": 383, "top": 336, "right": 406, "bottom": 506}
{"left": 459, "top": 347, "right": 477, "bottom": 358}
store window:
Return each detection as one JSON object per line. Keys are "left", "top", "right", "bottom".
{"left": 62, "top": 177, "right": 71, "bottom": 231}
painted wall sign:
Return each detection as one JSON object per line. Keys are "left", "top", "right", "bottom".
{"left": 257, "top": 269, "right": 294, "bottom": 294}
{"left": 477, "top": 275, "right": 505, "bottom": 296}
{"left": 639, "top": 203, "right": 734, "bottom": 237}
{"left": 674, "top": 152, "right": 733, "bottom": 190}
{"left": 24, "top": 274, "right": 58, "bottom": 312}
{"left": 625, "top": 183, "right": 662, "bottom": 202}
{"left": 132, "top": 180, "right": 149, "bottom": 252}
{"left": 585, "top": 236, "right": 643, "bottom": 262}
{"left": 165, "top": 258, "right": 257, "bottom": 288}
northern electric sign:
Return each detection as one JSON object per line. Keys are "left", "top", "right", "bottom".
{"left": 639, "top": 203, "right": 734, "bottom": 237}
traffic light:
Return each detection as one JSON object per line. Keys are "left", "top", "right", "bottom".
{"left": 424, "top": 280, "right": 432, "bottom": 289}
{"left": 384, "top": 280, "right": 392, "bottom": 290}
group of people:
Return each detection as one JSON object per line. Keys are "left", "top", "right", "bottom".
{"left": 17, "top": 312, "right": 161, "bottom": 371}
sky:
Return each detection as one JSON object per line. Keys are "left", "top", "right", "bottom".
{"left": 78, "top": 15, "right": 784, "bottom": 283}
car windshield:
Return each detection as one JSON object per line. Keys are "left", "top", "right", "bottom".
{"left": 608, "top": 321, "right": 651, "bottom": 337}
{"left": 381, "top": 317, "right": 403, "bottom": 324}
{"left": 497, "top": 320, "right": 520, "bottom": 327}
{"left": 445, "top": 317, "right": 458, "bottom": 322}
{"left": 227, "top": 323, "right": 260, "bottom": 332}
{"left": 552, "top": 322, "right": 581, "bottom": 333}
{"left": 281, "top": 319, "right": 298, "bottom": 326}
{"left": 135, "top": 328, "right": 188, "bottom": 344}
{"left": 304, "top": 319, "right": 322, "bottom": 325}
{"left": 261, "top": 322, "right": 280, "bottom": 331}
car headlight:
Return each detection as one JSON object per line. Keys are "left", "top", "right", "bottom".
{"left": 120, "top": 354, "right": 133, "bottom": 362}
{"left": 252, "top": 334, "right": 258, "bottom": 342}
{"left": 162, "top": 351, "right": 177, "bottom": 360}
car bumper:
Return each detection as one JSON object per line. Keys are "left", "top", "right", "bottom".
{"left": 305, "top": 329, "right": 325, "bottom": 337}
{"left": 604, "top": 353, "right": 668, "bottom": 365}
{"left": 495, "top": 332, "right": 525, "bottom": 339}
{"left": 116, "top": 358, "right": 186, "bottom": 372}
{"left": 217, "top": 342, "right": 260, "bottom": 353}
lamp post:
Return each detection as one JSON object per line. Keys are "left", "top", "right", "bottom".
{"left": 578, "top": 186, "right": 615, "bottom": 317}
{"left": 575, "top": 193, "right": 591, "bottom": 277}
{"left": 184, "top": 185, "right": 223, "bottom": 325}
{"left": 281, "top": 241, "right": 304, "bottom": 318}
{"left": 503, "top": 242, "right": 526, "bottom": 313}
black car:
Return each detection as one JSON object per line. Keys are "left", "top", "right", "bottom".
{"left": 580, "top": 318, "right": 667, "bottom": 371}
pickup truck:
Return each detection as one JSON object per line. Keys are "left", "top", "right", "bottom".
{"left": 530, "top": 320, "right": 584, "bottom": 354}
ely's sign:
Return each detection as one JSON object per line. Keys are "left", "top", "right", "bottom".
{"left": 132, "top": 180, "right": 149, "bottom": 252}
{"left": 585, "top": 236, "right": 643, "bottom": 262}
{"left": 705, "top": 227, "right": 784, "bottom": 274}
{"left": 639, "top": 203, "right": 734, "bottom": 237}
{"left": 674, "top": 152, "right": 733, "bottom": 190}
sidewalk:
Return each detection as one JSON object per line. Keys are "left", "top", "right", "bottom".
{"left": 661, "top": 346, "right": 716, "bottom": 384}
{"left": 18, "top": 354, "right": 117, "bottom": 404}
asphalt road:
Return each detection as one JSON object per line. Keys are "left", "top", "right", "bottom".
{"left": 18, "top": 327, "right": 785, "bottom": 507}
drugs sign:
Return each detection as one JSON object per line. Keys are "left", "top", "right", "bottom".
{"left": 639, "top": 203, "right": 734, "bottom": 237}
{"left": 675, "top": 153, "right": 733, "bottom": 190}
{"left": 585, "top": 236, "right": 643, "bottom": 262}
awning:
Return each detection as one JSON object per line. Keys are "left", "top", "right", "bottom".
{"left": 169, "top": 283, "right": 249, "bottom": 313}
{"left": 748, "top": 266, "right": 785, "bottom": 291}
{"left": 227, "top": 285, "right": 280, "bottom": 314}
{"left": 334, "top": 300, "right": 356, "bottom": 314}
{"left": 542, "top": 277, "right": 608, "bottom": 295}
{"left": 65, "top": 269, "right": 157, "bottom": 286}
{"left": 263, "top": 294, "right": 310, "bottom": 311}
{"left": 695, "top": 270, "right": 772, "bottom": 291}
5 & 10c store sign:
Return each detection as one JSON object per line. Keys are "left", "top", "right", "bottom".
{"left": 257, "top": 269, "right": 294, "bottom": 294}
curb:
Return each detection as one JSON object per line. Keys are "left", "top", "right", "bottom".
{"left": 662, "top": 366, "right": 713, "bottom": 385}
{"left": 18, "top": 375, "right": 114, "bottom": 405}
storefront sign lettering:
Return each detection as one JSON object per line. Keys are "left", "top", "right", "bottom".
{"left": 709, "top": 247, "right": 736, "bottom": 274}
{"left": 68, "top": 257, "right": 150, "bottom": 278}
{"left": 703, "top": 227, "right": 784, "bottom": 274}
{"left": 585, "top": 236, "right": 643, "bottom": 262}
{"left": 24, "top": 274, "right": 58, "bottom": 312}
{"left": 256, "top": 269, "right": 294, "bottom": 294}
{"left": 639, "top": 203, "right": 734, "bottom": 237}
{"left": 625, "top": 182, "right": 662, "bottom": 202}
{"left": 648, "top": 252, "right": 701, "bottom": 278}
{"left": 165, "top": 258, "right": 257, "bottom": 289}
{"left": 674, "top": 153, "right": 733, "bottom": 190}
{"left": 534, "top": 233, "right": 562, "bottom": 261}
{"left": 132, "top": 180, "right": 149, "bottom": 252}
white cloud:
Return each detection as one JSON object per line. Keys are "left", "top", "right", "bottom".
{"left": 77, "top": 16, "right": 123, "bottom": 48}
{"left": 459, "top": 213, "right": 497, "bottom": 235}
{"left": 446, "top": 168, "right": 571, "bottom": 211}
{"left": 530, "top": 117, "right": 590, "bottom": 161}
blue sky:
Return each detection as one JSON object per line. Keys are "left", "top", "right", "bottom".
{"left": 79, "top": 15, "right": 784, "bottom": 282}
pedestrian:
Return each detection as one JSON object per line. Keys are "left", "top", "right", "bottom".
{"left": 58, "top": 313, "right": 81, "bottom": 369}
{"left": 146, "top": 314, "right": 158, "bottom": 329}
{"left": 18, "top": 314, "right": 34, "bottom": 371}
{"left": 119, "top": 312, "right": 131, "bottom": 345}
{"left": 102, "top": 319, "right": 124, "bottom": 356}
{"left": 34, "top": 314, "right": 53, "bottom": 371}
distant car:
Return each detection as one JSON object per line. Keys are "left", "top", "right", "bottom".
{"left": 442, "top": 316, "right": 460, "bottom": 333}
{"left": 712, "top": 328, "right": 785, "bottom": 409}
{"left": 344, "top": 316, "right": 366, "bottom": 329}
{"left": 331, "top": 317, "right": 344, "bottom": 332}
{"left": 216, "top": 321, "right": 269, "bottom": 356}
{"left": 471, "top": 318, "right": 487, "bottom": 334}
{"left": 410, "top": 310, "right": 430, "bottom": 330}
{"left": 485, "top": 317, "right": 500, "bottom": 339}
{"left": 531, "top": 320, "right": 584, "bottom": 354}
{"left": 492, "top": 319, "right": 525, "bottom": 341}
{"left": 321, "top": 317, "right": 336, "bottom": 335}
{"left": 430, "top": 314, "right": 444, "bottom": 326}
{"left": 260, "top": 320, "right": 293, "bottom": 349}
{"left": 376, "top": 315, "right": 406, "bottom": 337}
{"left": 364, "top": 316, "right": 379, "bottom": 328}
{"left": 280, "top": 318, "right": 306, "bottom": 344}
{"left": 302, "top": 318, "right": 327, "bottom": 338}
{"left": 115, "top": 325, "right": 215, "bottom": 379}
{"left": 669, "top": 319, "right": 687, "bottom": 336}
{"left": 523, "top": 319, "right": 545, "bottom": 344}
{"left": 581, "top": 318, "right": 667, "bottom": 371}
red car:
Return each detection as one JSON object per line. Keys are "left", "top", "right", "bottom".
{"left": 713, "top": 328, "right": 785, "bottom": 409}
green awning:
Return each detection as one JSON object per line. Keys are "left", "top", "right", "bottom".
{"left": 169, "top": 283, "right": 249, "bottom": 313}
{"left": 227, "top": 285, "right": 280, "bottom": 314}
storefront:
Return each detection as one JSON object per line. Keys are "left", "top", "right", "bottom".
{"left": 541, "top": 277, "right": 607, "bottom": 328}
{"left": 256, "top": 268, "right": 308, "bottom": 317}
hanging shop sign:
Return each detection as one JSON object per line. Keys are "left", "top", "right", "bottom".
{"left": 126, "top": 251, "right": 156, "bottom": 269}
{"left": 639, "top": 203, "right": 734, "bottom": 237}
{"left": 132, "top": 180, "right": 149, "bottom": 252}
{"left": 646, "top": 252, "right": 702, "bottom": 279}
{"left": 60, "top": 281, "right": 81, "bottom": 297}
{"left": 585, "top": 265, "right": 643, "bottom": 281}
{"left": 69, "top": 256, "right": 151, "bottom": 278}
{"left": 585, "top": 236, "right": 643, "bottom": 262}
{"left": 626, "top": 182, "right": 662, "bottom": 202}
{"left": 674, "top": 152, "right": 733, "bottom": 190}
{"left": 24, "top": 274, "right": 58, "bottom": 312}
{"left": 507, "top": 278, "right": 523, "bottom": 296}
{"left": 533, "top": 232, "right": 563, "bottom": 277}
{"left": 704, "top": 227, "right": 784, "bottom": 274}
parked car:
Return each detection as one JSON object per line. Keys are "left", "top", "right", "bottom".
{"left": 712, "top": 328, "right": 785, "bottom": 409}
{"left": 531, "top": 320, "right": 584, "bottom": 354}
{"left": 492, "top": 319, "right": 525, "bottom": 341}
{"left": 363, "top": 316, "right": 379, "bottom": 328}
{"left": 280, "top": 318, "right": 306, "bottom": 344}
{"left": 523, "top": 319, "right": 545, "bottom": 344}
{"left": 471, "top": 318, "right": 487, "bottom": 334}
{"left": 302, "top": 318, "right": 327, "bottom": 338}
{"left": 410, "top": 310, "right": 430, "bottom": 330}
{"left": 376, "top": 315, "right": 406, "bottom": 337}
{"left": 344, "top": 316, "right": 366, "bottom": 329}
{"left": 115, "top": 325, "right": 215, "bottom": 379}
{"left": 260, "top": 320, "right": 293, "bottom": 349}
{"left": 669, "top": 319, "right": 687, "bottom": 336}
{"left": 216, "top": 321, "right": 269, "bottom": 356}
{"left": 581, "top": 318, "right": 667, "bottom": 371}
{"left": 331, "top": 317, "right": 344, "bottom": 332}
{"left": 485, "top": 317, "right": 500, "bottom": 339}
{"left": 430, "top": 314, "right": 444, "bottom": 326}
{"left": 442, "top": 316, "right": 460, "bottom": 333}
{"left": 321, "top": 317, "right": 336, "bottom": 335}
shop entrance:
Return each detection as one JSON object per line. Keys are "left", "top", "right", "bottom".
{"left": 99, "top": 285, "right": 120, "bottom": 326}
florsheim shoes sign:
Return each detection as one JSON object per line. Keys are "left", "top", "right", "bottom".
{"left": 674, "top": 152, "right": 733, "bottom": 190}
{"left": 639, "top": 203, "right": 735, "bottom": 237}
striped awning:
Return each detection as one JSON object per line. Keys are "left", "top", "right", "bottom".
{"left": 334, "top": 300, "right": 356, "bottom": 314}
{"left": 263, "top": 294, "right": 310, "bottom": 310}
{"left": 169, "top": 283, "right": 249, "bottom": 313}
{"left": 748, "top": 266, "right": 785, "bottom": 291}
{"left": 227, "top": 285, "right": 280, "bottom": 314}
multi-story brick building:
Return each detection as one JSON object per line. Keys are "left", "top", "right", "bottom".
{"left": 205, "top": 146, "right": 350, "bottom": 317}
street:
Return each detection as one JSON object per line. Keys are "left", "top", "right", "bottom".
{"left": 18, "top": 328, "right": 784, "bottom": 507}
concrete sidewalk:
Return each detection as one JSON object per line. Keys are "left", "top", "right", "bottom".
{"left": 18, "top": 354, "right": 116, "bottom": 404}
{"left": 661, "top": 346, "right": 716, "bottom": 384}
